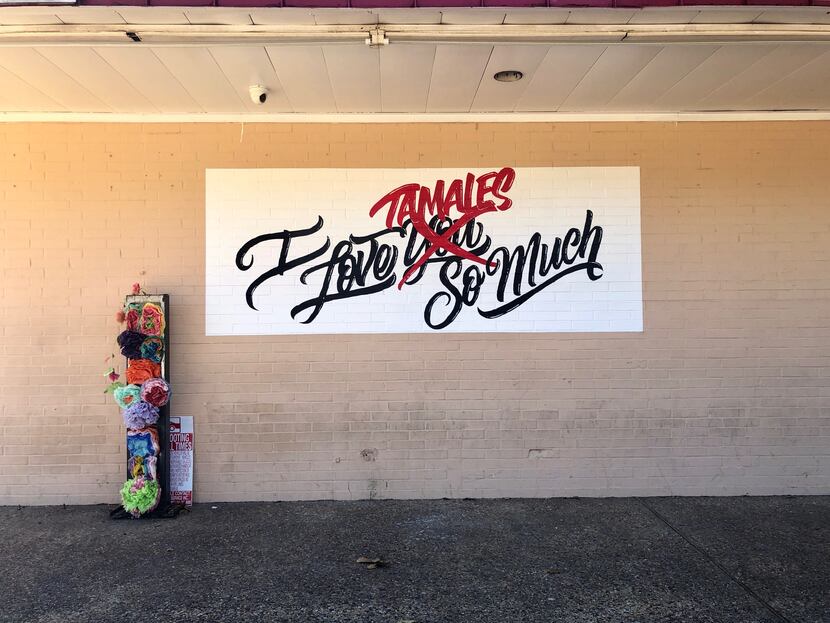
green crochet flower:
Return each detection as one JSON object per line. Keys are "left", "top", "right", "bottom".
{"left": 120, "top": 477, "right": 160, "bottom": 517}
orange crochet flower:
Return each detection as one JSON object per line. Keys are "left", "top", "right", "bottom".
{"left": 126, "top": 359, "right": 161, "bottom": 385}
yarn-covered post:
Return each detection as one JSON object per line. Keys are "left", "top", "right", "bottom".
{"left": 111, "top": 292, "right": 172, "bottom": 518}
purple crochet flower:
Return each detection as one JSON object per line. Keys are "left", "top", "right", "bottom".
{"left": 123, "top": 400, "right": 159, "bottom": 430}
{"left": 117, "top": 330, "right": 146, "bottom": 359}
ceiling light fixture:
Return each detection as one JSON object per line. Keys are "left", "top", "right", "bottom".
{"left": 494, "top": 70, "right": 523, "bottom": 83}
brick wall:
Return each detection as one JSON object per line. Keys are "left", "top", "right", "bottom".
{"left": 0, "top": 121, "right": 829, "bottom": 505}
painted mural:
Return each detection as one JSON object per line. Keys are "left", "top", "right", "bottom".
{"left": 205, "top": 167, "right": 642, "bottom": 334}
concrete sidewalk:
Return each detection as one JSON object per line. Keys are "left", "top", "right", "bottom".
{"left": 1, "top": 497, "right": 827, "bottom": 623}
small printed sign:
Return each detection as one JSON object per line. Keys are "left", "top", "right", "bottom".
{"left": 169, "top": 416, "right": 193, "bottom": 506}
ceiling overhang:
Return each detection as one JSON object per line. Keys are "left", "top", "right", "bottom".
{"left": 0, "top": 4, "right": 828, "bottom": 118}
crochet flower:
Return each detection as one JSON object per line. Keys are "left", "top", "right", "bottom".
{"left": 117, "top": 331, "right": 145, "bottom": 359}
{"left": 123, "top": 400, "right": 159, "bottom": 429}
{"left": 126, "top": 359, "right": 161, "bottom": 385}
{"left": 140, "top": 303, "right": 165, "bottom": 337}
{"left": 132, "top": 283, "right": 141, "bottom": 295}
{"left": 140, "top": 336, "right": 164, "bottom": 363}
{"left": 120, "top": 476, "right": 160, "bottom": 518}
{"left": 125, "top": 303, "right": 142, "bottom": 332}
{"left": 140, "top": 378, "right": 170, "bottom": 408}
{"left": 113, "top": 384, "right": 142, "bottom": 410}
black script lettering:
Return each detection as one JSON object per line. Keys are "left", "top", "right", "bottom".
{"left": 290, "top": 226, "right": 406, "bottom": 324}
{"left": 236, "top": 216, "right": 330, "bottom": 311}
{"left": 478, "top": 210, "right": 604, "bottom": 319}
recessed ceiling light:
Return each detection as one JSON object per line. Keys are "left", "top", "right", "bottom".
{"left": 494, "top": 70, "right": 523, "bottom": 83}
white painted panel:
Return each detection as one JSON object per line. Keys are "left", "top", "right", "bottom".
{"left": 504, "top": 9, "right": 570, "bottom": 25}
{"left": 441, "top": 10, "right": 506, "bottom": 25}
{"left": 517, "top": 45, "right": 605, "bottom": 112}
{"left": 0, "top": 65, "right": 62, "bottom": 111}
{"left": 748, "top": 49, "right": 830, "bottom": 110}
{"left": 0, "top": 48, "right": 108, "bottom": 111}
{"left": 701, "top": 44, "right": 828, "bottom": 108}
{"left": 205, "top": 167, "right": 643, "bottom": 335}
{"left": 566, "top": 9, "right": 636, "bottom": 24}
{"left": 607, "top": 44, "right": 718, "bottom": 111}
{"left": 116, "top": 8, "right": 189, "bottom": 25}
{"left": 376, "top": 9, "right": 442, "bottom": 25}
{"left": 656, "top": 44, "right": 776, "bottom": 110}
{"left": 36, "top": 47, "right": 156, "bottom": 113}
{"left": 152, "top": 47, "right": 244, "bottom": 113}
{"left": 322, "top": 44, "right": 381, "bottom": 113}
{"left": 250, "top": 9, "right": 316, "bottom": 25}
{"left": 265, "top": 45, "right": 335, "bottom": 113}
{"left": 184, "top": 8, "right": 253, "bottom": 25}
{"left": 471, "top": 45, "right": 548, "bottom": 112}
{"left": 209, "top": 46, "right": 291, "bottom": 112}
{"left": 380, "top": 44, "right": 435, "bottom": 113}
{"left": 427, "top": 44, "right": 492, "bottom": 113}
{"left": 560, "top": 45, "right": 661, "bottom": 112}
{"left": 95, "top": 47, "right": 200, "bottom": 112}
{"left": 53, "top": 7, "right": 125, "bottom": 24}
{"left": 313, "top": 9, "right": 377, "bottom": 25}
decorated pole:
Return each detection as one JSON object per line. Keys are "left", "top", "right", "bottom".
{"left": 107, "top": 285, "right": 173, "bottom": 518}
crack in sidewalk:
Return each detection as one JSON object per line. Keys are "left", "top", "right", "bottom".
{"left": 637, "top": 498, "right": 794, "bottom": 623}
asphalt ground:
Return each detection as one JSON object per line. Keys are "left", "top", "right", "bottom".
{"left": 1, "top": 496, "right": 828, "bottom": 623}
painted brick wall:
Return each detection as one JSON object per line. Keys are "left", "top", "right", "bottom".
{"left": 0, "top": 121, "right": 829, "bottom": 505}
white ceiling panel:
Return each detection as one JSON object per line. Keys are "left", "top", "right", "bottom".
{"left": 0, "top": 9, "right": 61, "bottom": 25}
{"left": 559, "top": 45, "right": 661, "bottom": 111}
{"left": 183, "top": 8, "right": 253, "bottom": 25}
{"left": 265, "top": 45, "right": 335, "bottom": 112}
{"left": 313, "top": 9, "right": 377, "bottom": 25}
{"left": 95, "top": 47, "right": 201, "bottom": 112}
{"left": 606, "top": 44, "right": 718, "bottom": 111}
{"left": 748, "top": 49, "right": 830, "bottom": 110}
{"left": 426, "top": 44, "right": 492, "bottom": 113}
{"left": 471, "top": 45, "right": 548, "bottom": 112}
{"left": 691, "top": 9, "right": 763, "bottom": 24}
{"left": 0, "top": 48, "right": 108, "bottom": 111}
{"left": 504, "top": 9, "right": 570, "bottom": 25}
{"left": 0, "top": 64, "right": 62, "bottom": 111}
{"left": 0, "top": 34, "right": 826, "bottom": 115}
{"left": 566, "top": 9, "right": 636, "bottom": 25}
{"left": 322, "top": 44, "right": 381, "bottom": 112}
{"left": 380, "top": 43, "right": 435, "bottom": 113}
{"left": 441, "top": 10, "right": 506, "bottom": 25}
{"left": 517, "top": 45, "right": 605, "bottom": 112}
{"left": 700, "top": 44, "right": 828, "bottom": 108}
{"left": 151, "top": 47, "right": 244, "bottom": 112}
{"left": 754, "top": 9, "right": 830, "bottom": 24}
{"left": 115, "top": 8, "right": 190, "bottom": 25}
{"left": 376, "top": 9, "right": 442, "bottom": 25}
{"left": 655, "top": 44, "right": 777, "bottom": 110}
{"left": 250, "top": 9, "right": 316, "bottom": 25}
{"left": 35, "top": 47, "right": 155, "bottom": 112}
{"left": 209, "top": 45, "right": 291, "bottom": 112}
{"left": 627, "top": 9, "right": 700, "bottom": 25}
{"left": 53, "top": 7, "right": 125, "bottom": 25}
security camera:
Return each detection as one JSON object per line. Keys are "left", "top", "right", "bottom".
{"left": 249, "top": 85, "right": 268, "bottom": 105}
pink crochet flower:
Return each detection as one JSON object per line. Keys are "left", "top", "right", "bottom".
{"left": 140, "top": 378, "right": 170, "bottom": 408}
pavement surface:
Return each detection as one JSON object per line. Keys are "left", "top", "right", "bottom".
{"left": 0, "top": 496, "right": 828, "bottom": 623}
